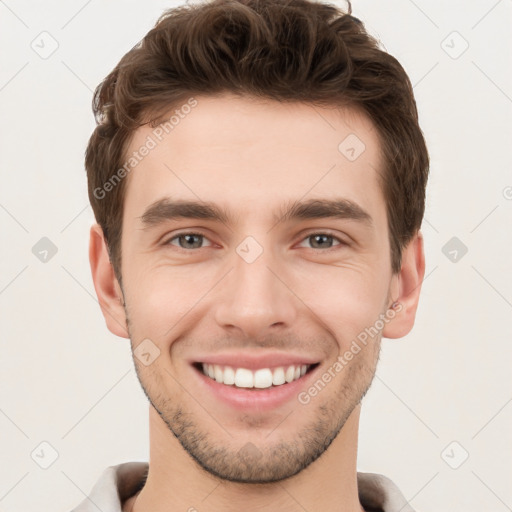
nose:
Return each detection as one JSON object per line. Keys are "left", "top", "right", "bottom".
{"left": 213, "top": 241, "right": 298, "bottom": 339}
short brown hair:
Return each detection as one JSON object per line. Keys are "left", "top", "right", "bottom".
{"left": 85, "top": 0, "right": 429, "bottom": 283}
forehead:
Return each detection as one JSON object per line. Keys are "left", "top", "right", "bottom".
{"left": 122, "top": 93, "right": 385, "bottom": 228}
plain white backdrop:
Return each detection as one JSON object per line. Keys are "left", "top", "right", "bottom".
{"left": 0, "top": 1, "right": 511, "bottom": 511}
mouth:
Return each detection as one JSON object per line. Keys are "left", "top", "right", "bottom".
{"left": 192, "top": 361, "right": 320, "bottom": 390}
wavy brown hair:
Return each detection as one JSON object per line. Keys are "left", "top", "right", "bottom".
{"left": 85, "top": 0, "right": 429, "bottom": 284}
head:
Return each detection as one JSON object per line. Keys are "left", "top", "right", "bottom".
{"left": 87, "top": 0, "right": 428, "bottom": 484}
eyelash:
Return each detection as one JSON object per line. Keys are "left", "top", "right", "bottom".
{"left": 163, "top": 231, "right": 347, "bottom": 252}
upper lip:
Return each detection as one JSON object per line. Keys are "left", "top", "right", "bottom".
{"left": 191, "top": 351, "right": 321, "bottom": 371}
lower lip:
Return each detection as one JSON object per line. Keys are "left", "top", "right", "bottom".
{"left": 192, "top": 363, "right": 320, "bottom": 412}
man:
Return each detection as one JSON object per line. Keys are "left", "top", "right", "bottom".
{"left": 74, "top": 0, "right": 428, "bottom": 510}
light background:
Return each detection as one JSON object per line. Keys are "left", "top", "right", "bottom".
{"left": 0, "top": 1, "right": 511, "bottom": 511}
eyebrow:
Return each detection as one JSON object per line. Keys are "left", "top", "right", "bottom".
{"left": 139, "top": 197, "right": 373, "bottom": 229}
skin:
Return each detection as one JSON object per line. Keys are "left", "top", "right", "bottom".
{"left": 89, "top": 93, "right": 425, "bottom": 512}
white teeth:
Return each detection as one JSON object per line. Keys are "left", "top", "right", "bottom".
{"left": 214, "top": 365, "right": 223, "bottom": 383}
{"left": 223, "top": 366, "right": 235, "bottom": 385}
{"left": 235, "top": 368, "right": 253, "bottom": 388}
{"left": 272, "top": 367, "right": 285, "bottom": 385}
{"left": 200, "top": 363, "right": 312, "bottom": 388}
{"left": 285, "top": 365, "right": 295, "bottom": 383}
{"left": 254, "top": 368, "right": 273, "bottom": 388}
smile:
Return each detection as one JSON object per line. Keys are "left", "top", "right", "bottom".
{"left": 193, "top": 362, "right": 319, "bottom": 389}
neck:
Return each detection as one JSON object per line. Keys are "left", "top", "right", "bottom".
{"left": 126, "top": 404, "right": 365, "bottom": 512}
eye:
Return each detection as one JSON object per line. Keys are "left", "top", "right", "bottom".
{"left": 164, "top": 232, "right": 213, "bottom": 250}
{"left": 162, "top": 231, "right": 347, "bottom": 251}
{"left": 297, "top": 232, "right": 346, "bottom": 250}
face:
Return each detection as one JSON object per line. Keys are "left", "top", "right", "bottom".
{"left": 112, "top": 93, "right": 399, "bottom": 482}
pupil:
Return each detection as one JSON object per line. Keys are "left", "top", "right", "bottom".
{"left": 182, "top": 234, "right": 200, "bottom": 248}
{"left": 313, "top": 234, "right": 331, "bottom": 248}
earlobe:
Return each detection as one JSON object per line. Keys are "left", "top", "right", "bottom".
{"left": 89, "top": 224, "right": 130, "bottom": 338}
{"left": 382, "top": 230, "right": 426, "bottom": 339}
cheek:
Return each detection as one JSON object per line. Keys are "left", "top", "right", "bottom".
{"left": 292, "top": 264, "right": 389, "bottom": 344}
{"left": 124, "top": 255, "right": 230, "bottom": 348}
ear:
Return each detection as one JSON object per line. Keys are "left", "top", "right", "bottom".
{"left": 382, "top": 230, "right": 426, "bottom": 339}
{"left": 89, "top": 223, "right": 129, "bottom": 338}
